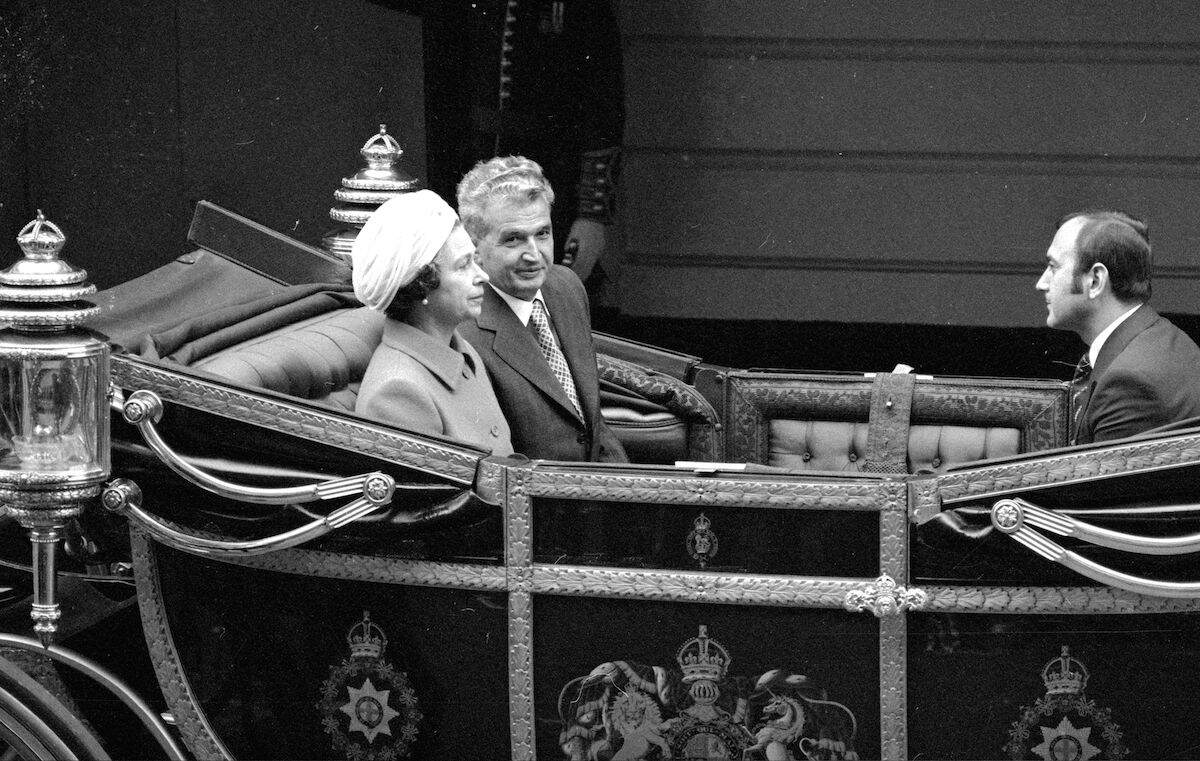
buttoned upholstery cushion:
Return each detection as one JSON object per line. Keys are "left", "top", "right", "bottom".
{"left": 192, "top": 307, "right": 386, "bottom": 411}
{"left": 769, "top": 420, "right": 1020, "bottom": 472}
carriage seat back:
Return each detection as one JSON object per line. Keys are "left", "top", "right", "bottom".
{"left": 190, "top": 306, "right": 710, "bottom": 464}
{"left": 192, "top": 306, "right": 385, "bottom": 411}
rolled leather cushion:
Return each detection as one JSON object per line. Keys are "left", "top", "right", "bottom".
{"left": 192, "top": 306, "right": 386, "bottom": 411}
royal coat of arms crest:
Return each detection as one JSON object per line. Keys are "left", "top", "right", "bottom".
{"left": 558, "top": 624, "right": 859, "bottom": 760}
{"left": 317, "top": 611, "right": 422, "bottom": 761}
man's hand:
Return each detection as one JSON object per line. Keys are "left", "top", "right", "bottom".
{"left": 563, "top": 217, "right": 608, "bottom": 281}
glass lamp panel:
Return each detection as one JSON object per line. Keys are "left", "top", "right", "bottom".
{"left": 0, "top": 341, "right": 109, "bottom": 480}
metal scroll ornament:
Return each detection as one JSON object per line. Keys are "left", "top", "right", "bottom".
{"left": 1005, "top": 646, "right": 1127, "bottom": 760}
{"left": 686, "top": 512, "right": 718, "bottom": 568}
{"left": 843, "top": 574, "right": 926, "bottom": 617}
{"left": 558, "top": 624, "right": 860, "bottom": 760}
{"left": 318, "top": 612, "right": 422, "bottom": 761}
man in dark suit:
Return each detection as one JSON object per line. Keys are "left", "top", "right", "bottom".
{"left": 1037, "top": 210, "right": 1200, "bottom": 444}
{"left": 457, "top": 156, "right": 627, "bottom": 462}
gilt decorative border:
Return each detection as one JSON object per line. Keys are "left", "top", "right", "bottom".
{"left": 112, "top": 355, "right": 480, "bottom": 484}
{"left": 524, "top": 467, "right": 889, "bottom": 510}
{"left": 214, "top": 550, "right": 506, "bottom": 591}
{"left": 877, "top": 481, "right": 909, "bottom": 760}
{"left": 505, "top": 467, "right": 535, "bottom": 760}
{"left": 130, "top": 529, "right": 233, "bottom": 761}
{"left": 910, "top": 431, "right": 1200, "bottom": 523}
{"left": 920, "top": 585, "right": 1200, "bottom": 614}
{"left": 530, "top": 565, "right": 866, "bottom": 606}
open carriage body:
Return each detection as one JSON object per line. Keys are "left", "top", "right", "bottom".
{"left": 4, "top": 204, "right": 1200, "bottom": 760}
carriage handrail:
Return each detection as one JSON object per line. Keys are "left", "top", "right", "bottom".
{"left": 990, "top": 498, "right": 1200, "bottom": 598}
{"left": 120, "top": 390, "right": 391, "bottom": 505}
{"left": 1000, "top": 496, "right": 1200, "bottom": 555}
{"left": 100, "top": 477, "right": 393, "bottom": 558}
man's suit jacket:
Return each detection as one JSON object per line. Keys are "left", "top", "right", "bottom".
{"left": 1076, "top": 305, "right": 1200, "bottom": 444}
{"left": 460, "top": 265, "right": 627, "bottom": 462}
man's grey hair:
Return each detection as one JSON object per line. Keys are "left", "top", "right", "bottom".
{"left": 456, "top": 155, "right": 556, "bottom": 240}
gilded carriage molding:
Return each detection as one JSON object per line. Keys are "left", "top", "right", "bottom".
{"left": 531, "top": 565, "right": 868, "bottom": 607}
{"left": 130, "top": 529, "right": 233, "bottom": 761}
{"left": 112, "top": 356, "right": 480, "bottom": 485}
{"left": 879, "top": 616, "right": 907, "bottom": 761}
{"left": 215, "top": 550, "right": 507, "bottom": 591}
{"left": 920, "top": 585, "right": 1200, "bottom": 614}
{"left": 910, "top": 431, "right": 1200, "bottom": 524}
{"left": 525, "top": 467, "right": 893, "bottom": 510}
{"left": 877, "top": 481, "right": 910, "bottom": 759}
{"left": 505, "top": 468, "right": 535, "bottom": 760}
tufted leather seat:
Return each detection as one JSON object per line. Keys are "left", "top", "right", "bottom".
{"left": 725, "top": 371, "right": 1065, "bottom": 473}
{"left": 769, "top": 420, "right": 1020, "bottom": 472}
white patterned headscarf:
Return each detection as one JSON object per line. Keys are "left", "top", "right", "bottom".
{"left": 352, "top": 190, "right": 457, "bottom": 311}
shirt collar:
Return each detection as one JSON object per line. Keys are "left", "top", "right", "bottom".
{"left": 383, "top": 320, "right": 476, "bottom": 390}
{"left": 491, "top": 284, "right": 544, "bottom": 326}
{"left": 1089, "top": 303, "right": 1142, "bottom": 368}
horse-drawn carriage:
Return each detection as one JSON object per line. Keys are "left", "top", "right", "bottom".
{"left": 2, "top": 200, "right": 1200, "bottom": 760}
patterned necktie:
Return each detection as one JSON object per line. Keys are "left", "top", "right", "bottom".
{"left": 530, "top": 298, "right": 582, "bottom": 418}
{"left": 1069, "top": 353, "right": 1093, "bottom": 445}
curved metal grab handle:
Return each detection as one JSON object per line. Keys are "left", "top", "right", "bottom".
{"left": 121, "top": 389, "right": 379, "bottom": 505}
{"left": 991, "top": 499, "right": 1200, "bottom": 598}
{"left": 0, "top": 633, "right": 189, "bottom": 760}
{"left": 999, "top": 496, "right": 1200, "bottom": 555}
{"left": 102, "top": 477, "right": 393, "bottom": 558}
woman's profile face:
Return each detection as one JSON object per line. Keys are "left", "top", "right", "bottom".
{"left": 423, "top": 224, "right": 489, "bottom": 328}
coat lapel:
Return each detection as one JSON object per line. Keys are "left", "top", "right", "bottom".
{"left": 477, "top": 286, "right": 582, "bottom": 419}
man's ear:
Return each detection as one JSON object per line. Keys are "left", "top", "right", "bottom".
{"left": 1087, "top": 263, "right": 1109, "bottom": 298}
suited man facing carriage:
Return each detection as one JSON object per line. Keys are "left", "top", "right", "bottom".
{"left": 1038, "top": 209, "right": 1200, "bottom": 444}
{"left": 457, "top": 155, "right": 626, "bottom": 462}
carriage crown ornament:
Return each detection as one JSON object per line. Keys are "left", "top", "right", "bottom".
{"left": 0, "top": 211, "right": 111, "bottom": 645}
{"left": 323, "top": 124, "right": 423, "bottom": 260}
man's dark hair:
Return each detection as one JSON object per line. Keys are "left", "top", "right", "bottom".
{"left": 1057, "top": 210, "right": 1152, "bottom": 302}
{"left": 384, "top": 263, "right": 441, "bottom": 321}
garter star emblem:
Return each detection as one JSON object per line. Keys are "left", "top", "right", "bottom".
{"left": 1005, "top": 646, "right": 1127, "bottom": 760}
{"left": 686, "top": 512, "right": 719, "bottom": 568}
{"left": 318, "top": 611, "right": 422, "bottom": 761}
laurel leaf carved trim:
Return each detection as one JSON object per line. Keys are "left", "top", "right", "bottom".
{"left": 130, "top": 529, "right": 234, "bottom": 760}
{"left": 912, "top": 433, "right": 1200, "bottom": 522}
{"left": 112, "top": 356, "right": 480, "bottom": 484}
{"left": 524, "top": 468, "right": 895, "bottom": 510}
{"left": 920, "top": 584, "right": 1200, "bottom": 613}
{"left": 212, "top": 549, "right": 507, "bottom": 591}
{"left": 530, "top": 565, "right": 869, "bottom": 607}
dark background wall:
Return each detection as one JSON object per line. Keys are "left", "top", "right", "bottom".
{"left": 615, "top": 1, "right": 1200, "bottom": 327}
{"left": 0, "top": 0, "right": 425, "bottom": 291}
{"left": 4, "top": 0, "right": 1199, "bottom": 377}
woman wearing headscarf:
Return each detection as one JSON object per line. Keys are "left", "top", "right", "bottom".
{"left": 353, "top": 190, "right": 513, "bottom": 455}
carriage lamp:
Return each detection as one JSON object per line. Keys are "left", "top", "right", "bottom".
{"left": 0, "top": 211, "right": 110, "bottom": 646}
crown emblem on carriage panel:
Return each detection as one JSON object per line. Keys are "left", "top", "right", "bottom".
{"left": 676, "top": 624, "right": 729, "bottom": 684}
{"left": 1005, "top": 645, "right": 1126, "bottom": 760}
{"left": 347, "top": 611, "right": 387, "bottom": 660}
{"left": 1042, "top": 646, "right": 1088, "bottom": 696}
{"left": 319, "top": 610, "right": 421, "bottom": 759}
